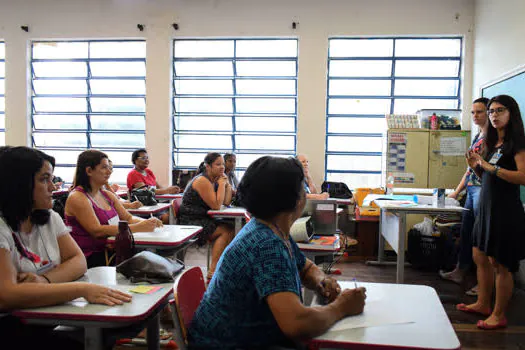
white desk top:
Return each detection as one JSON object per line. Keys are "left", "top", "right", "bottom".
{"left": 107, "top": 225, "right": 202, "bottom": 247}
{"left": 128, "top": 203, "right": 171, "bottom": 215}
{"left": 374, "top": 199, "right": 464, "bottom": 214}
{"left": 12, "top": 267, "right": 173, "bottom": 325}
{"left": 333, "top": 198, "right": 353, "bottom": 205}
{"left": 207, "top": 207, "right": 249, "bottom": 218}
{"left": 311, "top": 282, "right": 460, "bottom": 350}
{"left": 155, "top": 193, "right": 183, "bottom": 200}
{"left": 393, "top": 188, "right": 454, "bottom": 196}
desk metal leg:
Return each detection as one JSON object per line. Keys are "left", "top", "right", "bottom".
{"left": 147, "top": 313, "right": 160, "bottom": 350}
{"left": 234, "top": 218, "right": 241, "bottom": 235}
{"left": 396, "top": 213, "right": 406, "bottom": 284}
{"left": 366, "top": 211, "right": 386, "bottom": 266}
{"left": 169, "top": 201, "right": 175, "bottom": 225}
{"left": 85, "top": 327, "right": 103, "bottom": 350}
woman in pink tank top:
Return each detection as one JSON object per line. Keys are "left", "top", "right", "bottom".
{"left": 65, "top": 150, "right": 163, "bottom": 268}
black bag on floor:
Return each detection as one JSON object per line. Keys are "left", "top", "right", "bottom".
{"left": 407, "top": 228, "right": 445, "bottom": 271}
{"left": 321, "top": 181, "right": 353, "bottom": 199}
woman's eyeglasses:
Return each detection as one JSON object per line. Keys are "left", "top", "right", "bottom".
{"left": 488, "top": 107, "right": 507, "bottom": 116}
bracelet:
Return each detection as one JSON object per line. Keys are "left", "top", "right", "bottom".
{"left": 42, "top": 274, "right": 51, "bottom": 283}
{"left": 493, "top": 165, "right": 501, "bottom": 176}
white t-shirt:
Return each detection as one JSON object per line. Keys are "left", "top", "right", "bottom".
{"left": 0, "top": 211, "right": 68, "bottom": 273}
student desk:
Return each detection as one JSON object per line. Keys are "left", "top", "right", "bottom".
{"left": 393, "top": 188, "right": 454, "bottom": 196}
{"left": 155, "top": 193, "right": 183, "bottom": 200}
{"left": 297, "top": 237, "right": 340, "bottom": 263}
{"left": 128, "top": 203, "right": 174, "bottom": 224}
{"left": 207, "top": 207, "right": 250, "bottom": 234}
{"left": 52, "top": 189, "right": 69, "bottom": 197}
{"left": 107, "top": 225, "right": 202, "bottom": 251}
{"left": 298, "top": 237, "right": 340, "bottom": 306}
{"left": 309, "top": 281, "right": 460, "bottom": 350}
{"left": 12, "top": 266, "right": 173, "bottom": 350}
{"left": 368, "top": 200, "right": 464, "bottom": 283}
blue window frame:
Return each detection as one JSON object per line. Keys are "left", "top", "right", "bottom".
{"left": 30, "top": 40, "right": 146, "bottom": 184}
{"left": 325, "top": 37, "right": 462, "bottom": 188}
{"left": 0, "top": 42, "right": 5, "bottom": 145}
{"left": 172, "top": 38, "right": 298, "bottom": 177}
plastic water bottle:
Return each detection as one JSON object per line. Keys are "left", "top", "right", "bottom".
{"left": 386, "top": 173, "right": 394, "bottom": 195}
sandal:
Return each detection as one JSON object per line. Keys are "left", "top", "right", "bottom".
{"left": 465, "top": 285, "right": 478, "bottom": 296}
{"left": 456, "top": 303, "right": 492, "bottom": 317}
{"left": 136, "top": 327, "right": 173, "bottom": 340}
{"left": 477, "top": 318, "right": 507, "bottom": 330}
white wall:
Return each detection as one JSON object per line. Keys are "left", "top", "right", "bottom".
{"left": 0, "top": 0, "right": 475, "bottom": 187}
{"left": 472, "top": 0, "right": 525, "bottom": 97}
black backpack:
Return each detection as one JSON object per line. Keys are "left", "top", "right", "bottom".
{"left": 52, "top": 191, "right": 69, "bottom": 219}
{"left": 130, "top": 186, "right": 157, "bottom": 206}
{"left": 321, "top": 181, "right": 353, "bottom": 199}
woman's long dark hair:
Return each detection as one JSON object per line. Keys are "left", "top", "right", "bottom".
{"left": 485, "top": 95, "right": 525, "bottom": 157}
{"left": 197, "top": 152, "right": 222, "bottom": 174}
{"left": 73, "top": 150, "right": 109, "bottom": 192}
{"left": 0, "top": 146, "right": 55, "bottom": 231}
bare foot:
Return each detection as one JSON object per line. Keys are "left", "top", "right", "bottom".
{"left": 457, "top": 302, "right": 492, "bottom": 316}
{"left": 483, "top": 314, "right": 506, "bottom": 326}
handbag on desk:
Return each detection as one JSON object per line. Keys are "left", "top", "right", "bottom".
{"left": 321, "top": 181, "right": 353, "bottom": 199}
{"left": 116, "top": 251, "right": 185, "bottom": 283}
{"left": 130, "top": 186, "right": 157, "bottom": 206}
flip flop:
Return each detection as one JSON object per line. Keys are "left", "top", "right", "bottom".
{"left": 477, "top": 318, "right": 507, "bottom": 330}
{"left": 456, "top": 303, "right": 492, "bottom": 316}
{"left": 136, "top": 328, "right": 173, "bottom": 340}
{"left": 465, "top": 286, "right": 478, "bottom": 296}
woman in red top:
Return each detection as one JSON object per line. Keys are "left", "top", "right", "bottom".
{"left": 127, "top": 149, "right": 180, "bottom": 195}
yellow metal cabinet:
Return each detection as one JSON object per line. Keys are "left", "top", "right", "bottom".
{"left": 386, "top": 129, "right": 429, "bottom": 188}
{"left": 386, "top": 129, "right": 470, "bottom": 189}
{"left": 428, "top": 130, "right": 471, "bottom": 188}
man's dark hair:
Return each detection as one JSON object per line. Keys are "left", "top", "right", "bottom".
{"left": 131, "top": 148, "right": 148, "bottom": 165}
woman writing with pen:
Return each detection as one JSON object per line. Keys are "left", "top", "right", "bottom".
{"left": 188, "top": 156, "right": 366, "bottom": 350}
{"left": 65, "top": 150, "right": 162, "bottom": 268}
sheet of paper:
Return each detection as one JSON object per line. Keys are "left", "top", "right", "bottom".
{"left": 129, "top": 286, "right": 162, "bottom": 294}
{"left": 326, "top": 285, "right": 415, "bottom": 332}
{"left": 440, "top": 137, "right": 466, "bottom": 156}
{"left": 329, "top": 315, "right": 414, "bottom": 332}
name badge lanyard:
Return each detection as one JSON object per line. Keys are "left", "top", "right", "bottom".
{"left": 12, "top": 227, "right": 53, "bottom": 274}
{"left": 489, "top": 148, "right": 502, "bottom": 165}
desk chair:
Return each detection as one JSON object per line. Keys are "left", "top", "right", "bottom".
{"left": 171, "top": 198, "right": 212, "bottom": 267}
{"left": 169, "top": 267, "right": 206, "bottom": 350}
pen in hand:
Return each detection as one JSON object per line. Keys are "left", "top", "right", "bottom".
{"left": 353, "top": 278, "right": 358, "bottom": 289}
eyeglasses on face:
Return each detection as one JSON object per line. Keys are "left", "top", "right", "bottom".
{"left": 137, "top": 156, "right": 149, "bottom": 160}
{"left": 488, "top": 107, "right": 507, "bottom": 116}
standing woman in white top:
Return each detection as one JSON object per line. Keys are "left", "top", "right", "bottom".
{"left": 0, "top": 146, "right": 132, "bottom": 347}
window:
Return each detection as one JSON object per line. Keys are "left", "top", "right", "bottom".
{"left": 173, "top": 39, "right": 298, "bottom": 176}
{"left": 326, "top": 37, "right": 462, "bottom": 188}
{"left": 0, "top": 42, "right": 5, "bottom": 145}
{"left": 31, "top": 40, "right": 146, "bottom": 184}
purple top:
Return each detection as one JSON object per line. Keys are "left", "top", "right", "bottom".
{"left": 66, "top": 187, "right": 119, "bottom": 256}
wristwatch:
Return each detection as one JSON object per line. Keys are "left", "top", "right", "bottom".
{"left": 493, "top": 165, "right": 501, "bottom": 176}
